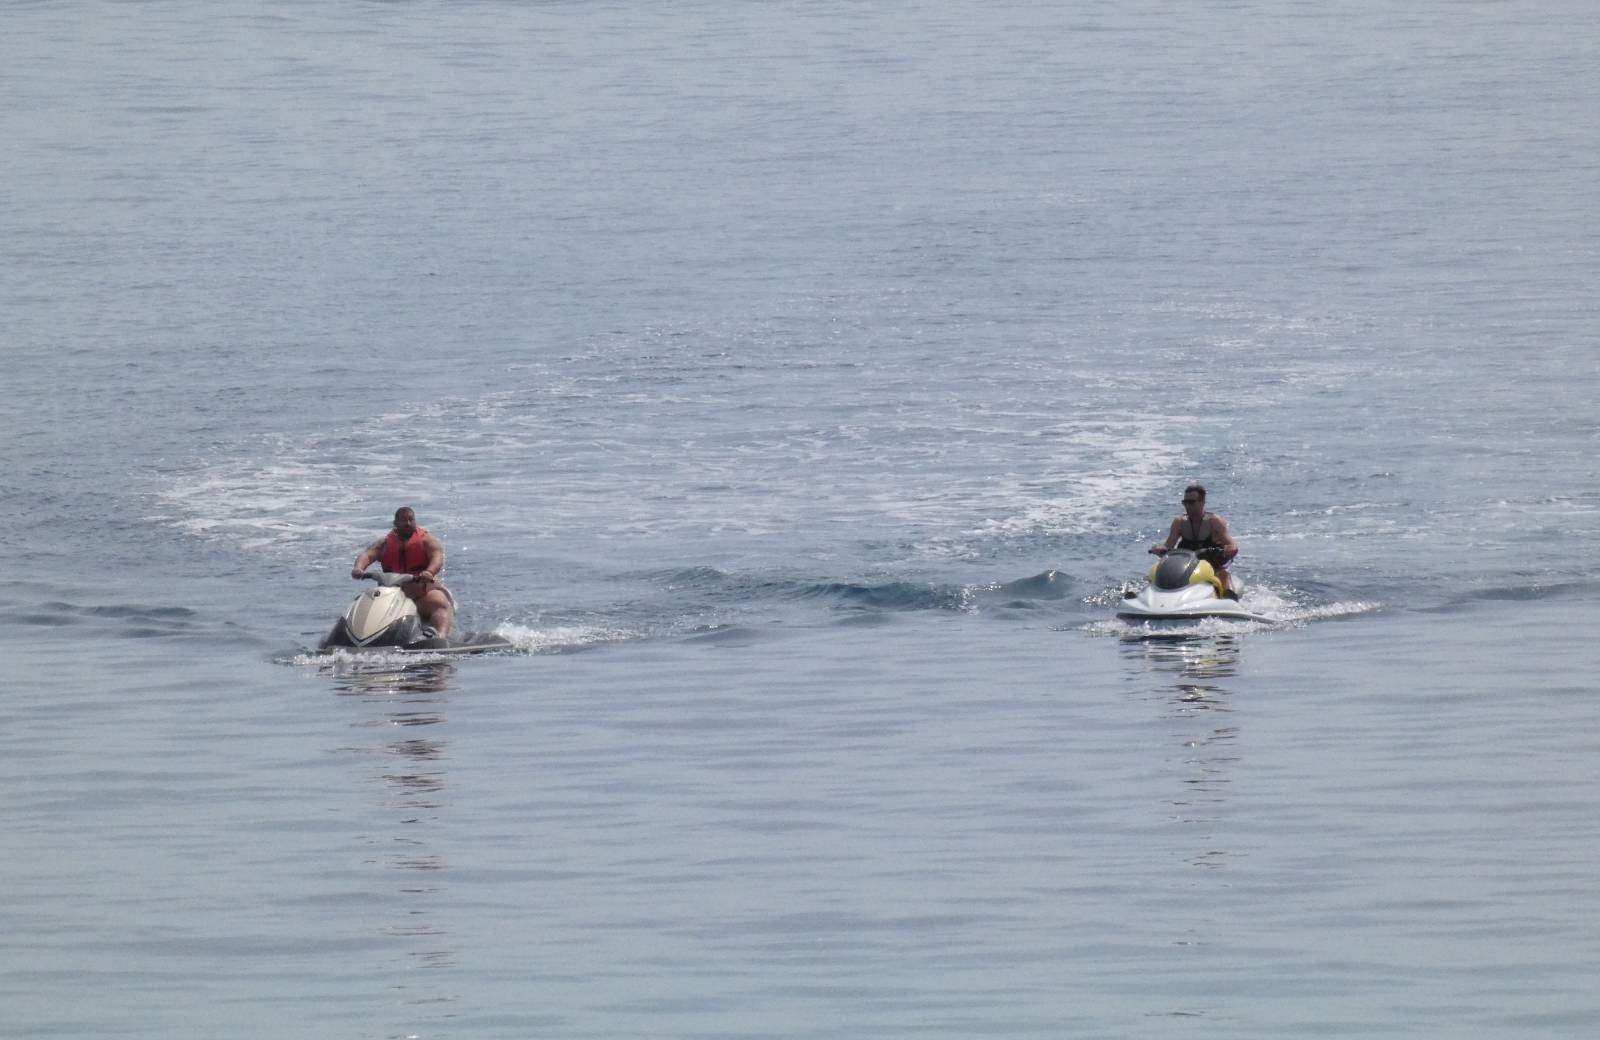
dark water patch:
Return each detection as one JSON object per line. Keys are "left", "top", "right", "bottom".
{"left": 9, "top": 611, "right": 80, "bottom": 627}
{"left": 83, "top": 604, "right": 199, "bottom": 620}
{"left": 7, "top": 601, "right": 199, "bottom": 622}
{"left": 98, "top": 934, "right": 389, "bottom": 958}
{"left": 3, "top": 599, "right": 213, "bottom": 638}
{"left": 1467, "top": 580, "right": 1589, "bottom": 603}
{"left": 121, "top": 104, "right": 215, "bottom": 116}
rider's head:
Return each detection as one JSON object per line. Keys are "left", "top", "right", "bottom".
{"left": 393, "top": 507, "right": 417, "bottom": 538}
{"left": 1182, "top": 485, "right": 1206, "bottom": 513}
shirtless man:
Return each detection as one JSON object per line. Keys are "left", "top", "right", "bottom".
{"left": 351, "top": 506, "right": 453, "bottom": 637}
{"left": 1149, "top": 484, "right": 1240, "bottom": 597}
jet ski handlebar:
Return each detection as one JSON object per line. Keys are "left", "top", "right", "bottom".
{"left": 1149, "top": 545, "right": 1233, "bottom": 565}
{"left": 358, "top": 570, "right": 425, "bottom": 587}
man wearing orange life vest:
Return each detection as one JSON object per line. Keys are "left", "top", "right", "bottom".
{"left": 351, "top": 506, "right": 454, "bottom": 637}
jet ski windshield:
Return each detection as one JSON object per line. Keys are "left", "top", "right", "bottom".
{"left": 1152, "top": 551, "right": 1204, "bottom": 590}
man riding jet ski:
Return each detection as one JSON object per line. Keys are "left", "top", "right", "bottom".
{"left": 318, "top": 506, "right": 511, "bottom": 654}
{"left": 351, "top": 506, "right": 452, "bottom": 636}
{"left": 1117, "top": 484, "right": 1273, "bottom": 624}
{"left": 1151, "top": 483, "right": 1238, "bottom": 596}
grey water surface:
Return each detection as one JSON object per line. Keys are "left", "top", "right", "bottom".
{"left": 4, "top": 1, "right": 1599, "bottom": 1037}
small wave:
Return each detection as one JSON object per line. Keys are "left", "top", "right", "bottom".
{"left": 6, "top": 605, "right": 81, "bottom": 627}
{"left": 11, "top": 613, "right": 81, "bottom": 627}
{"left": 9, "top": 601, "right": 198, "bottom": 622}
{"left": 1413, "top": 580, "right": 1593, "bottom": 616}
{"left": 1463, "top": 581, "right": 1587, "bottom": 604}
{"left": 680, "top": 623, "right": 765, "bottom": 645}
{"left": 698, "top": 567, "right": 1074, "bottom": 610}
{"left": 795, "top": 581, "right": 977, "bottom": 612}
{"left": 83, "top": 604, "right": 198, "bottom": 620}
{"left": 639, "top": 567, "right": 1070, "bottom": 613}
{"left": 992, "top": 569, "right": 1073, "bottom": 599}
{"left": 3, "top": 599, "right": 203, "bottom": 636}
{"left": 645, "top": 565, "right": 733, "bottom": 590}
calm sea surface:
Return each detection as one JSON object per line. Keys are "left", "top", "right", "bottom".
{"left": 4, "top": 1, "right": 1599, "bottom": 1037}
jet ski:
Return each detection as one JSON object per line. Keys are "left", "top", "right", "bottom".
{"left": 318, "top": 570, "right": 513, "bottom": 655}
{"left": 1116, "top": 547, "right": 1274, "bottom": 624}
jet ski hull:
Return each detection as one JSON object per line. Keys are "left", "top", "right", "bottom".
{"left": 1116, "top": 601, "right": 1274, "bottom": 624}
{"left": 317, "top": 575, "right": 512, "bottom": 655}
{"left": 378, "top": 634, "right": 513, "bottom": 655}
{"left": 1116, "top": 563, "right": 1274, "bottom": 624}
{"left": 317, "top": 616, "right": 513, "bottom": 655}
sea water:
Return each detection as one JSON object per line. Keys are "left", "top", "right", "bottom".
{"left": 4, "top": 1, "right": 1598, "bottom": 1037}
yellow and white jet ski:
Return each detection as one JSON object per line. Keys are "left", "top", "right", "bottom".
{"left": 1116, "top": 547, "right": 1274, "bottom": 624}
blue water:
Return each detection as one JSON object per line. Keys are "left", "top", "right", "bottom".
{"left": 5, "top": 1, "right": 1600, "bottom": 1036}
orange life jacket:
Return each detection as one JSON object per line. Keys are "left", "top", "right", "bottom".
{"left": 381, "top": 527, "right": 432, "bottom": 575}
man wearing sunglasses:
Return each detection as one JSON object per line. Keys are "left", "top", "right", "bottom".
{"left": 1149, "top": 484, "right": 1240, "bottom": 598}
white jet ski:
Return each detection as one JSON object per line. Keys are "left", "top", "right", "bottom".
{"left": 318, "top": 570, "right": 512, "bottom": 655}
{"left": 1116, "top": 547, "right": 1274, "bottom": 624}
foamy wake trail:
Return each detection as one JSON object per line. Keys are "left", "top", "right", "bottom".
{"left": 152, "top": 409, "right": 476, "bottom": 563}
{"left": 1278, "top": 600, "right": 1383, "bottom": 622}
{"left": 493, "top": 622, "right": 638, "bottom": 654}
{"left": 971, "top": 424, "right": 1194, "bottom": 540}
{"left": 290, "top": 647, "right": 451, "bottom": 670}
{"left": 1083, "top": 584, "right": 1381, "bottom": 637}
{"left": 1234, "top": 584, "right": 1381, "bottom": 624}
{"left": 286, "top": 623, "right": 636, "bottom": 667}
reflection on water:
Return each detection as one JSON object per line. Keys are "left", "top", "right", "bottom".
{"left": 1124, "top": 631, "right": 1241, "bottom": 704}
{"left": 384, "top": 738, "right": 447, "bottom": 815}
{"left": 333, "top": 666, "right": 458, "bottom": 1008}
{"left": 1123, "top": 633, "right": 1245, "bottom": 872}
{"left": 325, "top": 657, "right": 456, "bottom": 696}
